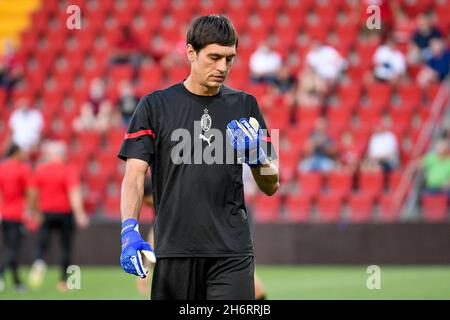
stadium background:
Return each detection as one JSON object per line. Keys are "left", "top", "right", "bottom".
{"left": 0, "top": 0, "right": 449, "bottom": 299}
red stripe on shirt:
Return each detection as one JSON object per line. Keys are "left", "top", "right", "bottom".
{"left": 124, "top": 129, "right": 156, "bottom": 140}
{"left": 262, "top": 136, "right": 271, "bottom": 142}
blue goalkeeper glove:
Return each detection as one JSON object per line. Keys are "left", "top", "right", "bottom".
{"left": 226, "top": 117, "right": 267, "bottom": 167}
{"left": 120, "top": 218, "right": 156, "bottom": 278}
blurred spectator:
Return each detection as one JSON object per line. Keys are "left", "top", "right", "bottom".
{"left": 28, "top": 140, "right": 89, "bottom": 292}
{"left": 87, "top": 78, "right": 107, "bottom": 115}
{"left": 95, "top": 100, "right": 121, "bottom": 133}
{"left": 296, "top": 65, "right": 327, "bottom": 108}
{"left": 369, "top": 36, "right": 406, "bottom": 85}
{"left": 305, "top": 40, "right": 346, "bottom": 89}
{"left": 410, "top": 13, "right": 443, "bottom": 62}
{"left": 73, "top": 101, "right": 120, "bottom": 133}
{"left": 0, "top": 144, "right": 31, "bottom": 293}
{"left": 421, "top": 137, "right": 450, "bottom": 198}
{"left": 299, "top": 117, "right": 337, "bottom": 172}
{"left": 109, "top": 26, "right": 143, "bottom": 69}
{"left": 249, "top": 42, "right": 282, "bottom": 84}
{"left": 73, "top": 102, "right": 97, "bottom": 132}
{"left": 118, "top": 80, "right": 139, "bottom": 126}
{"left": 363, "top": 119, "right": 399, "bottom": 173}
{"left": 273, "top": 66, "right": 296, "bottom": 94}
{"left": 416, "top": 38, "right": 450, "bottom": 89}
{"left": 8, "top": 97, "right": 43, "bottom": 153}
{"left": 337, "top": 130, "right": 362, "bottom": 173}
{"left": 0, "top": 39, "right": 23, "bottom": 101}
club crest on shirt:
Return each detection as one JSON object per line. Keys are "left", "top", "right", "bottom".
{"left": 200, "top": 108, "right": 212, "bottom": 132}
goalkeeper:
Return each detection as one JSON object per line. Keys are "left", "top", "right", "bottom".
{"left": 136, "top": 177, "right": 268, "bottom": 300}
{"left": 118, "top": 14, "right": 279, "bottom": 300}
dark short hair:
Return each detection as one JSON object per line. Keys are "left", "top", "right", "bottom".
{"left": 143, "top": 177, "right": 153, "bottom": 196}
{"left": 186, "top": 14, "right": 238, "bottom": 52}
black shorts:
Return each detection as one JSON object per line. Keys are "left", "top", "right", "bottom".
{"left": 151, "top": 256, "right": 255, "bottom": 300}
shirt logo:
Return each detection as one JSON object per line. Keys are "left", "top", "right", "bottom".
{"left": 200, "top": 108, "right": 212, "bottom": 132}
{"left": 199, "top": 134, "right": 214, "bottom": 146}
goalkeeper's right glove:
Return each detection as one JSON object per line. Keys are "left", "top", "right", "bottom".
{"left": 120, "top": 218, "right": 156, "bottom": 278}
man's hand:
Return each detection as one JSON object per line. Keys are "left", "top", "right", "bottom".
{"left": 226, "top": 117, "right": 267, "bottom": 167}
{"left": 120, "top": 218, "right": 156, "bottom": 278}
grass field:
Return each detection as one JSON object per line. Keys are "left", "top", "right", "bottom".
{"left": 1, "top": 265, "right": 450, "bottom": 300}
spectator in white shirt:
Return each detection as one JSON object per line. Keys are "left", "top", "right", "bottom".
{"left": 364, "top": 119, "right": 399, "bottom": 173}
{"left": 249, "top": 41, "right": 282, "bottom": 84}
{"left": 8, "top": 97, "right": 43, "bottom": 152}
{"left": 306, "top": 41, "right": 346, "bottom": 84}
{"left": 300, "top": 41, "right": 346, "bottom": 107}
{"left": 371, "top": 36, "right": 406, "bottom": 85}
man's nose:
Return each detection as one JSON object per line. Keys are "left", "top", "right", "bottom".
{"left": 216, "top": 58, "right": 227, "bottom": 73}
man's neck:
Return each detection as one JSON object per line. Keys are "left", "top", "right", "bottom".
{"left": 183, "top": 76, "right": 220, "bottom": 96}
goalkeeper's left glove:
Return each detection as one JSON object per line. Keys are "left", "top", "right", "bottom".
{"left": 120, "top": 218, "right": 156, "bottom": 278}
{"left": 226, "top": 117, "right": 267, "bottom": 167}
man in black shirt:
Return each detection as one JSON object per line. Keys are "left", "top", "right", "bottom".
{"left": 118, "top": 14, "right": 279, "bottom": 300}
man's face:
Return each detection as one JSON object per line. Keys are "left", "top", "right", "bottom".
{"left": 188, "top": 43, "right": 236, "bottom": 89}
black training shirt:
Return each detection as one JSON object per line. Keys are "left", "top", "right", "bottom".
{"left": 118, "top": 82, "right": 275, "bottom": 258}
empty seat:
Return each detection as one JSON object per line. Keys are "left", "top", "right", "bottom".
{"left": 358, "top": 170, "right": 384, "bottom": 198}
{"left": 285, "top": 194, "right": 312, "bottom": 222}
{"left": 379, "top": 194, "right": 401, "bottom": 222}
{"left": 348, "top": 192, "right": 374, "bottom": 222}
{"left": 252, "top": 195, "right": 281, "bottom": 223}
{"left": 326, "top": 170, "right": 353, "bottom": 198}
{"left": 279, "top": 150, "right": 299, "bottom": 183}
{"left": 422, "top": 194, "right": 448, "bottom": 222}
{"left": 298, "top": 172, "right": 323, "bottom": 200}
{"left": 316, "top": 193, "right": 343, "bottom": 222}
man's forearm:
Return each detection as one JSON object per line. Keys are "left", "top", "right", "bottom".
{"left": 69, "top": 187, "right": 86, "bottom": 218}
{"left": 250, "top": 160, "right": 279, "bottom": 196}
{"left": 121, "top": 172, "right": 145, "bottom": 222}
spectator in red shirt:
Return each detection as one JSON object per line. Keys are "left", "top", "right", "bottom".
{"left": 28, "top": 140, "right": 89, "bottom": 292}
{"left": 0, "top": 144, "right": 31, "bottom": 293}
{"left": 109, "top": 26, "right": 143, "bottom": 79}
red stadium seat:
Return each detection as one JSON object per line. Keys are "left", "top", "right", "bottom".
{"left": 357, "top": 107, "right": 382, "bottom": 129}
{"left": 105, "top": 128, "right": 126, "bottom": 152}
{"left": 326, "top": 171, "right": 353, "bottom": 199}
{"left": 285, "top": 126, "right": 309, "bottom": 156}
{"left": 296, "top": 107, "right": 320, "bottom": 131}
{"left": 138, "top": 63, "right": 163, "bottom": 91}
{"left": 366, "top": 83, "right": 392, "bottom": 112}
{"left": 74, "top": 130, "right": 102, "bottom": 155}
{"left": 279, "top": 150, "right": 300, "bottom": 184}
{"left": 298, "top": 172, "right": 323, "bottom": 200}
{"left": 284, "top": 194, "right": 312, "bottom": 222}
{"left": 422, "top": 194, "right": 449, "bottom": 222}
{"left": 252, "top": 195, "right": 281, "bottom": 223}
{"left": 348, "top": 193, "right": 374, "bottom": 222}
{"left": 379, "top": 194, "right": 401, "bottom": 222}
{"left": 397, "top": 83, "right": 421, "bottom": 112}
{"left": 110, "top": 65, "right": 134, "bottom": 83}
{"left": 103, "top": 195, "right": 121, "bottom": 219}
{"left": 388, "top": 170, "right": 403, "bottom": 191}
{"left": 316, "top": 193, "right": 343, "bottom": 222}
{"left": 337, "top": 84, "right": 361, "bottom": 111}
{"left": 358, "top": 170, "right": 384, "bottom": 198}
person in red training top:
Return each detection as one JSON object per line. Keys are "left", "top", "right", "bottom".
{"left": 28, "top": 140, "right": 89, "bottom": 292}
{"left": 0, "top": 144, "right": 32, "bottom": 293}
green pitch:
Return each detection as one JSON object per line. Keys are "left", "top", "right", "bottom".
{"left": 1, "top": 265, "right": 450, "bottom": 300}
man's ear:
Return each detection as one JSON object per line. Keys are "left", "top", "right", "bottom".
{"left": 186, "top": 44, "right": 196, "bottom": 63}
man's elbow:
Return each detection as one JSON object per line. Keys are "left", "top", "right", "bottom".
{"left": 263, "top": 182, "right": 279, "bottom": 196}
